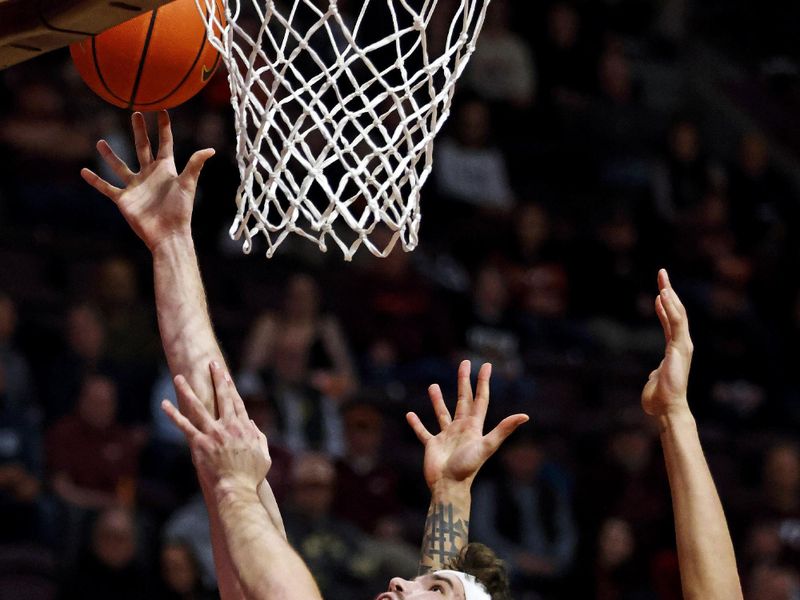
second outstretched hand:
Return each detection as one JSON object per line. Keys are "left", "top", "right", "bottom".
{"left": 80, "top": 110, "right": 214, "bottom": 252}
{"left": 162, "top": 361, "right": 270, "bottom": 492}
{"left": 407, "top": 360, "right": 529, "bottom": 491}
{"left": 642, "top": 269, "right": 694, "bottom": 420}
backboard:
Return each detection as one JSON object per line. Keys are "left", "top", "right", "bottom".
{"left": 0, "top": 0, "right": 171, "bottom": 70}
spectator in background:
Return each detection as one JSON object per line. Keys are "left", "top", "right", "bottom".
{"left": 463, "top": 0, "right": 536, "bottom": 110}
{"left": 651, "top": 117, "right": 722, "bottom": 225}
{"left": 0, "top": 292, "right": 35, "bottom": 413}
{"left": 585, "top": 43, "right": 659, "bottom": 189}
{"left": 435, "top": 98, "right": 515, "bottom": 212}
{"left": 332, "top": 400, "right": 402, "bottom": 536}
{"left": 0, "top": 77, "right": 94, "bottom": 229}
{"left": 472, "top": 430, "right": 577, "bottom": 598}
{"left": 347, "top": 230, "right": 454, "bottom": 378}
{"left": 590, "top": 516, "right": 656, "bottom": 600}
{"left": 534, "top": 2, "right": 595, "bottom": 109}
{"left": 728, "top": 131, "right": 795, "bottom": 253}
{"left": 164, "top": 493, "right": 217, "bottom": 591}
{"left": 58, "top": 507, "right": 151, "bottom": 600}
{"left": 748, "top": 442, "right": 800, "bottom": 568}
{"left": 45, "top": 373, "right": 144, "bottom": 560}
{"left": 92, "top": 257, "right": 160, "bottom": 374}
{"left": 46, "top": 373, "right": 142, "bottom": 510}
{"left": 241, "top": 272, "right": 357, "bottom": 402}
{"left": 0, "top": 361, "right": 47, "bottom": 544}
{"left": 576, "top": 420, "right": 672, "bottom": 564}
{"left": 282, "top": 452, "right": 382, "bottom": 598}
{"left": 156, "top": 540, "right": 218, "bottom": 600}
{"left": 457, "top": 263, "right": 523, "bottom": 381}
{"left": 251, "top": 326, "right": 345, "bottom": 455}
{"left": 44, "top": 303, "right": 115, "bottom": 424}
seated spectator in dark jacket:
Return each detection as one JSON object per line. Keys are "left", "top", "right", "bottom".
{"left": 472, "top": 430, "right": 577, "bottom": 596}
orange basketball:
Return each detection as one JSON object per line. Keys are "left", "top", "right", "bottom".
{"left": 69, "top": 0, "right": 225, "bottom": 111}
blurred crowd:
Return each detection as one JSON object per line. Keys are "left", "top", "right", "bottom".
{"left": 1, "top": 0, "right": 799, "bottom": 599}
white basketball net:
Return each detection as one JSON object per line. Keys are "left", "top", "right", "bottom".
{"left": 196, "top": 0, "right": 489, "bottom": 260}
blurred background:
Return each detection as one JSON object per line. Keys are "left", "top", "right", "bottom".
{"left": 0, "top": 0, "right": 799, "bottom": 598}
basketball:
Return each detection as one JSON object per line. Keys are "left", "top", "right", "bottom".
{"left": 69, "top": 0, "right": 225, "bottom": 111}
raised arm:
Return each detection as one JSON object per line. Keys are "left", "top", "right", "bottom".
{"left": 406, "top": 360, "right": 528, "bottom": 573}
{"left": 162, "top": 362, "right": 321, "bottom": 600}
{"left": 642, "top": 269, "right": 742, "bottom": 600}
{"left": 81, "top": 111, "right": 279, "bottom": 598}
{"left": 81, "top": 110, "right": 220, "bottom": 410}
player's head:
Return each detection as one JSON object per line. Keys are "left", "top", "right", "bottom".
{"left": 378, "top": 544, "right": 510, "bottom": 600}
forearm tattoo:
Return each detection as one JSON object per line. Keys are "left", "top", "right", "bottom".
{"left": 418, "top": 502, "right": 469, "bottom": 574}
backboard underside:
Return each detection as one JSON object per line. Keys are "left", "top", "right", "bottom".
{"left": 0, "top": 0, "right": 171, "bottom": 70}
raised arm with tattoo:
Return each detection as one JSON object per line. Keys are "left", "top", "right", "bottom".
{"left": 643, "top": 270, "right": 742, "bottom": 600}
{"left": 81, "top": 110, "right": 282, "bottom": 599}
{"left": 163, "top": 361, "right": 322, "bottom": 600}
{"left": 406, "top": 360, "right": 529, "bottom": 574}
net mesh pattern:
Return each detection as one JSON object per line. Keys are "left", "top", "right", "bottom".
{"left": 196, "top": 0, "right": 489, "bottom": 260}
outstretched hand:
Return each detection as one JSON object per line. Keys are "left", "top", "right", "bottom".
{"left": 642, "top": 269, "right": 694, "bottom": 418}
{"left": 406, "top": 360, "right": 529, "bottom": 490}
{"left": 162, "top": 361, "right": 270, "bottom": 491}
{"left": 80, "top": 110, "right": 214, "bottom": 252}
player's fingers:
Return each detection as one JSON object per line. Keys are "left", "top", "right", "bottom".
{"left": 657, "top": 268, "right": 669, "bottom": 292}
{"left": 663, "top": 269, "right": 690, "bottom": 317}
{"left": 131, "top": 112, "right": 153, "bottom": 168}
{"left": 473, "top": 363, "right": 492, "bottom": 421}
{"left": 483, "top": 414, "right": 530, "bottom": 455}
{"left": 655, "top": 295, "right": 672, "bottom": 343}
{"left": 406, "top": 412, "right": 433, "bottom": 444}
{"left": 428, "top": 384, "right": 452, "bottom": 429}
{"left": 156, "top": 110, "right": 174, "bottom": 159}
{"left": 209, "top": 361, "right": 234, "bottom": 420}
{"left": 227, "top": 374, "right": 249, "bottom": 422}
{"left": 453, "top": 359, "right": 473, "bottom": 420}
{"left": 180, "top": 148, "right": 215, "bottom": 186}
{"left": 96, "top": 140, "right": 134, "bottom": 183}
{"left": 174, "top": 375, "right": 215, "bottom": 432}
{"left": 660, "top": 287, "right": 691, "bottom": 350}
{"left": 161, "top": 399, "right": 201, "bottom": 441}
{"left": 80, "top": 168, "right": 121, "bottom": 201}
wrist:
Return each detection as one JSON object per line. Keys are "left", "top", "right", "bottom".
{"left": 657, "top": 404, "right": 695, "bottom": 434}
{"left": 213, "top": 476, "right": 261, "bottom": 504}
{"left": 430, "top": 478, "right": 473, "bottom": 499}
{"left": 149, "top": 230, "right": 194, "bottom": 256}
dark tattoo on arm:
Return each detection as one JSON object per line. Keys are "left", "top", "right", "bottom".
{"left": 418, "top": 503, "right": 469, "bottom": 575}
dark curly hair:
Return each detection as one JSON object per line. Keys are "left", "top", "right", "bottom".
{"left": 447, "top": 543, "right": 511, "bottom": 600}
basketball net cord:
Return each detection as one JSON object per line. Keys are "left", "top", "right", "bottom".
{"left": 196, "top": 0, "right": 489, "bottom": 260}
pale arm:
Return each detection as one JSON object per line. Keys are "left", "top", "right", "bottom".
{"left": 407, "top": 361, "right": 528, "bottom": 573}
{"left": 163, "top": 367, "right": 321, "bottom": 600}
{"left": 215, "top": 483, "right": 317, "bottom": 599}
{"left": 81, "top": 111, "right": 280, "bottom": 599}
{"left": 643, "top": 270, "right": 742, "bottom": 600}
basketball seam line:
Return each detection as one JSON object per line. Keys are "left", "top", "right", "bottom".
{"left": 91, "top": 36, "right": 130, "bottom": 105}
{"left": 128, "top": 8, "right": 159, "bottom": 110}
{"left": 134, "top": 1, "right": 216, "bottom": 106}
